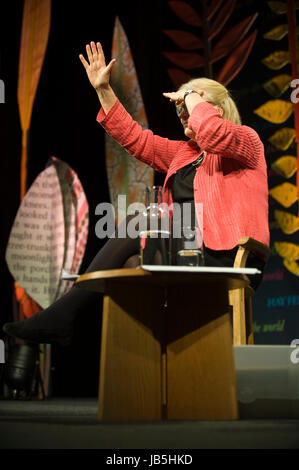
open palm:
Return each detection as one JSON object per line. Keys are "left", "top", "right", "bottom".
{"left": 79, "top": 41, "right": 115, "bottom": 90}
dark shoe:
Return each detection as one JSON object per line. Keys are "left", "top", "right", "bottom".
{"left": 3, "top": 321, "right": 73, "bottom": 347}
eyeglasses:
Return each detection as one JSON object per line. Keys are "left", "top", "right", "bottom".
{"left": 175, "top": 99, "right": 217, "bottom": 117}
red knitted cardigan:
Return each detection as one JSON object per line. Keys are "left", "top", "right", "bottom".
{"left": 97, "top": 99, "right": 269, "bottom": 250}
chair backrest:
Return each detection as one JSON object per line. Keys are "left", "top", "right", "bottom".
{"left": 233, "top": 237, "right": 271, "bottom": 270}
{"left": 235, "top": 237, "right": 271, "bottom": 264}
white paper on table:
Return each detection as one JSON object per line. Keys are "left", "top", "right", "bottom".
{"left": 140, "top": 265, "right": 261, "bottom": 275}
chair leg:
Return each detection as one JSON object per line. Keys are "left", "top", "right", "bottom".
{"left": 229, "top": 288, "right": 246, "bottom": 345}
{"left": 245, "top": 296, "right": 254, "bottom": 345}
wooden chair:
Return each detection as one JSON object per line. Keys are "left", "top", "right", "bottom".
{"left": 229, "top": 237, "right": 270, "bottom": 345}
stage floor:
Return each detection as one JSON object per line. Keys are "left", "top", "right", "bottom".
{"left": 0, "top": 398, "right": 298, "bottom": 449}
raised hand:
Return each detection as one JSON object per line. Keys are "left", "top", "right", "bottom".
{"left": 163, "top": 89, "right": 205, "bottom": 104}
{"left": 79, "top": 41, "right": 116, "bottom": 91}
{"left": 162, "top": 90, "right": 185, "bottom": 104}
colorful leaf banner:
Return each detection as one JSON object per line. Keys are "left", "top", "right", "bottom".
{"left": 163, "top": 0, "right": 258, "bottom": 86}
{"left": 105, "top": 17, "right": 154, "bottom": 224}
{"left": 51, "top": 157, "right": 89, "bottom": 298}
{"left": 268, "top": 127, "right": 296, "bottom": 150}
{"left": 6, "top": 164, "right": 65, "bottom": 308}
{"left": 287, "top": 0, "right": 299, "bottom": 206}
{"left": 269, "top": 182, "right": 298, "bottom": 207}
{"left": 274, "top": 241, "right": 299, "bottom": 261}
{"left": 274, "top": 209, "right": 299, "bottom": 234}
{"left": 262, "top": 74, "right": 292, "bottom": 97}
{"left": 6, "top": 159, "right": 89, "bottom": 309}
{"left": 262, "top": 50, "right": 290, "bottom": 69}
{"left": 271, "top": 155, "right": 297, "bottom": 178}
{"left": 17, "top": 0, "right": 51, "bottom": 200}
{"left": 264, "top": 24, "right": 289, "bottom": 40}
{"left": 169, "top": 1, "right": 202, "bottom": 26}
{"left": 267, "top": 1, "right": 288, "bottom": 15}
{"left": 254, "top": 99, "right": 293, "bottom": 124}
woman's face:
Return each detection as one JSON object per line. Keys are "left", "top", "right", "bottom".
{"left": 175, "top": 101, "right": 196, "bottom": 140}
{"left": 176, "top": 102, "right": 189, "bottom": 129}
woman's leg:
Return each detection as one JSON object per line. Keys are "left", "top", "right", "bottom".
{"left": 3, "top": 219, "right": 140, "bottom": 345}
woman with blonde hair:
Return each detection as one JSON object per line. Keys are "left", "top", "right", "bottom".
{"left": 178, "top": 77, "right": 242, "bottom": 125}
{"left": 3, "top": 42, "right": 269, "bottom": 346}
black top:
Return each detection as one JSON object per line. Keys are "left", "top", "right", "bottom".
{"left": 171, "top": 154, "right": 204, "bottom": 203}
{"left": 171, "top": 155, "right": 205, "bottom": 230}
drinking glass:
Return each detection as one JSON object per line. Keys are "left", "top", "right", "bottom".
{"left": 139, "top": 186, "right": 171, "bottom": 265}
{"left": 176, "top": 225, "right": 204, "bottom": 267}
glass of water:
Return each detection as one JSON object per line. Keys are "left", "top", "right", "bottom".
{"left": 176, "top": 225, "right": 204, "bottom": 267}
{"left": 139, "top": 186, "right": 171, "bottom": 265}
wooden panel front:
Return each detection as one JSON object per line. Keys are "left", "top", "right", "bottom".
{"left": 166, "top": 283, "right": 239, "bottom": 420}
{"left": 98, "top": 282, "right": 165, "bottom": 421}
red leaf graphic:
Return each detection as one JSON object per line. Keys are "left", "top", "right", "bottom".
{"left": 209, "top": 0, "right": 237, "bottom": 41}
{"left": 167, "top": 68, "right": 192, "bottom": 89}
{"left": 207, "top": 0, "right": 225, "bottom": 20}
{"left": 169, "top": 1, "right": 202, "bottom": 27}
{"left": 211, "top": 13, "right": 258, "bottom": 63}
{"left": 162, "top": 51, "right": 204, "bottom": 69}
{"left": 216, "top": 30, "right": 257, "bottom": 85}
{"left": 164, "top": 30, "right": 203, "bottom": 50}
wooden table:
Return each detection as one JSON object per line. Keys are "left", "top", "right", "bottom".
{"left": 75, "top": 267, "right": 249, "bottom": 421}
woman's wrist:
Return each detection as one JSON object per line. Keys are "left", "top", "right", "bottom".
{"left": 96, "top": 84, "right": 117, "bottom": 114}
{"left": 184, "top": 91, "right": 205, "bottom": 115}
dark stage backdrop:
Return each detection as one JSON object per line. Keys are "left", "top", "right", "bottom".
{"left": 0, "top": 0, "right": 299, "bottom": 396}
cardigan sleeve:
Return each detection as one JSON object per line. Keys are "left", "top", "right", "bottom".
{"left": 187, "top": 101, "right": 264, "bottom": 168}
{"left": 97, "top": 99, "right": 184, "bottom": 173}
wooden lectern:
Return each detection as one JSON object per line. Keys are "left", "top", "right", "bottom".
{"left": 75, "top": 267, "right": 249, "bottom": 421}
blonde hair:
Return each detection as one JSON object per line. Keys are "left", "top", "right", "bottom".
{"left": 179, "top": 78, "right": 241, "bottom": 125}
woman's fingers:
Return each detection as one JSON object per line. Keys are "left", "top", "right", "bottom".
{"left": 163, "top": 91, "right": 184, "bottom": 102}
{"left": 79, "top": 54, "right": 89, "bottom": 70}
{"left": 91, "top": 41, "right": 98, "bottom": 61}
{"left": 96, "top": 42, "right": 105, "bottom": 61}
{"left": 86, "top": 44, "right": 93, "bottom": 65}
{"left": 105, "top": 58, "right": 116, "bottom": 73}
{"left": 163, "top": 92, "right": 175, "bottom": 101}
{"left": 80, "top": 41, "right": 107, "bottom": 68}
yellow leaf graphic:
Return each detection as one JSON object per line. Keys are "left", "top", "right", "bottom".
{"left": 271, "top": 155, "right": 297, "bottom": 178}
{"left": 274, "top": 241, "right": 299, "bottom": 261}
{"left": 274, "top": 209, "right": 299, "bottom": 234}
{"left": 254, "top": 100, "right": 293, "bottom": 123}
{"left": 262, "top": 51, "right": 290, "bottom": 70}
{"left": 283, "top": 259, "right": 299, "bottom": 276}
{"left": 267, "top": 1, "right": 287, "bottom": 14}
{"left": 268, "top": 128, "right": 296, "bottom": 150}
{"left": 269, "top": 182, "right": 298, "bottom": 207}
{"left": 262, "top": 74, "right": 292, "bottom": 97}
{"left": 264, "top": 24, "right": 288, "bottom": 40}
